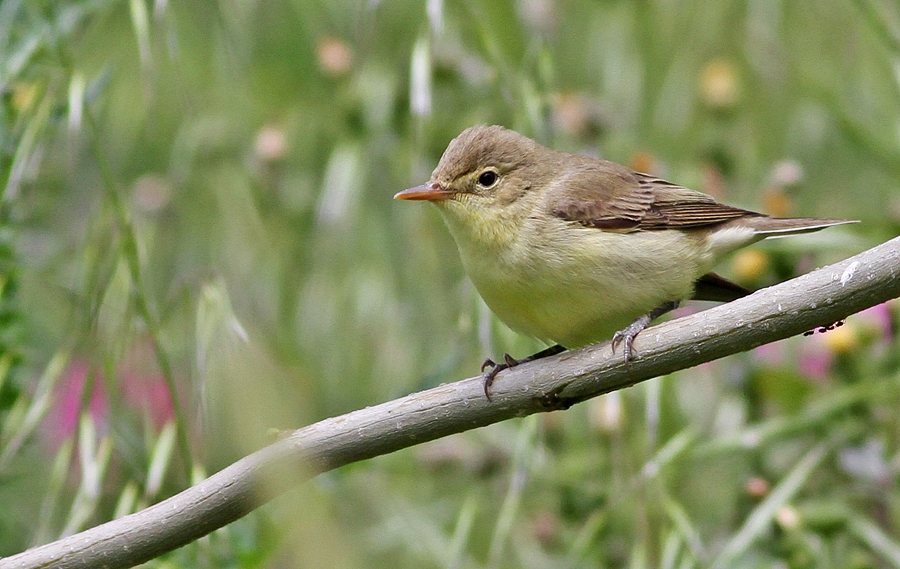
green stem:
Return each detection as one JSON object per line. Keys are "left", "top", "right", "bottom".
{"left": 82, "top": 108, "right": 194, "bottom": 483}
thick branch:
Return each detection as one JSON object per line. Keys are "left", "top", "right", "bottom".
{"left": 3, "top": 236, "right": 900, "bottom": 569}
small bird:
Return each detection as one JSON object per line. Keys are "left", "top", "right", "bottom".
{"left": 395, "top": 125, "right": 854, "bottom": 398}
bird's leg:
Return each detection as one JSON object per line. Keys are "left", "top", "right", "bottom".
{"left": 481, "top": 344, "right": 567, "bottom": 400}
{"left": 612, "top": 300, "right": 680, "bottom": 366}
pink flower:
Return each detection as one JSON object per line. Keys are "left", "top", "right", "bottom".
{"left": 45, "top": 360, "right": 109, "bottom": 448}
{"left": 45, "top": 341, "right": 177, "bottom": 449}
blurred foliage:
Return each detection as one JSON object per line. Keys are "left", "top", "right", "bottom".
{"left": 1, "top": 0, "right": 900, "bottom": 567}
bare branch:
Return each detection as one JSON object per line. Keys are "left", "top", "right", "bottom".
{"left": 3, "top": 236, "right": 900, "bottom": 569}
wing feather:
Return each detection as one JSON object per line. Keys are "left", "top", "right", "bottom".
{"left": 551, "top": 167, "right": 762, "bottom": 231}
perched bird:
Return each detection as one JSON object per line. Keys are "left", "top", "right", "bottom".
{"left": 395, "top": 125, "right": 853, "bottom": 397}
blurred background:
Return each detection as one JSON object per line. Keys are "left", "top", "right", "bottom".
{"left": 2, "top": 0, "right": 900, "bottom": 567}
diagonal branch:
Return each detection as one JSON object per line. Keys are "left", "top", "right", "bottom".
{"left": 3, "top": 236, "right": 900, "bottom": 569}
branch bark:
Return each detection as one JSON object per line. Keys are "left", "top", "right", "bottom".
{"left": 4, "top": 236, "right": 900, "bottom": 569}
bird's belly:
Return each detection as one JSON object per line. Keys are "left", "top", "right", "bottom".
{"left": 460, "top": 227, "right": 702, "bottom": 347}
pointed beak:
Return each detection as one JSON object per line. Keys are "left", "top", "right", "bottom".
{"left": 394, "top": 182, "right": 456, "bottom": 201}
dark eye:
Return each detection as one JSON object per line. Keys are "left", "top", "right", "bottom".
{"left": 478, "top": 170, "right": 499, "bottom": 188}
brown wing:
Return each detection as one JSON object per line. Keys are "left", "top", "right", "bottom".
{"left": 636, "top": 173, "right": 762, "bottom": 229}
{"left": 550, "top": 161, "right": 654, "bottom": 230}
{"left": 552, "top": 166, "right": 763, "bottom": 231}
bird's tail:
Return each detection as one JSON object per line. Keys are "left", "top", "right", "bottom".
{"left": 746, "top": 217, "right": 857, "bottom": 237}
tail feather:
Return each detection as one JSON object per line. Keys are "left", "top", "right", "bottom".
{"left": 743, "top": 217, "right": 857, "bottom": 237}
{"left": 692, "top": 272, "right": 753, "bottom": 302}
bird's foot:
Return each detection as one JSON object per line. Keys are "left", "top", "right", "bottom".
{"left": 611, "top": 317, "right": 650, "bottom": 368}
{"left": 480, "top": 345, "right": 567, "bottom": 400}
{"left": 612, "top": 301, "right": 680, "bottom": 368}
{"left": 481, "top": 353, "right": 519, "bottom": 400}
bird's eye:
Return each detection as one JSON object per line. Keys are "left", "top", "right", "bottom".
{"left": 478, "top": 170, "right": 499, "bottom": 188}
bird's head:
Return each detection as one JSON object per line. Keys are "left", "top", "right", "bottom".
{"left": 395, "top": 125, "right": 542, "bottom": 217}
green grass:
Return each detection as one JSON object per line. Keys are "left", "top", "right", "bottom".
{"left": 2, "top": 0, "right": 900, "bottom": 567}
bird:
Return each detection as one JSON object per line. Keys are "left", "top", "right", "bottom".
{"left": 395, "top": 125, "right": 854, "bottom": 398}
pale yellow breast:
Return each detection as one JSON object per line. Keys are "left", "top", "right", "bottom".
{"left": 443, "top": 207, "right": 705, "bottom": 347}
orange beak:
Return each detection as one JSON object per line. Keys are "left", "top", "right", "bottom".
{"left": 394, "top": 182, "right": 456, "bottom": 201}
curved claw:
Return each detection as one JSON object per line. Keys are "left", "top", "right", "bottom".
{"left": 481, "top": 359, "right": 507, "bottom": 401}
{"left": 612, "top": 318, "right": 652, "bottom": 369}
{"left": 611, "top": 331, "right": 624, "bottom": 354}
{"left": 611, "top": 301, "right": 679, "bottom": 370}
{"left": 481, "top": 354, "right": 519, "bottom": 400}
{"left": 611, "top": 329, "right": 637, "bottom": 369}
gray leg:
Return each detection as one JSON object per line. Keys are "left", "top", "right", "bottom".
{"left": 612, "top": 301, "right": 680, "bottom": 365}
